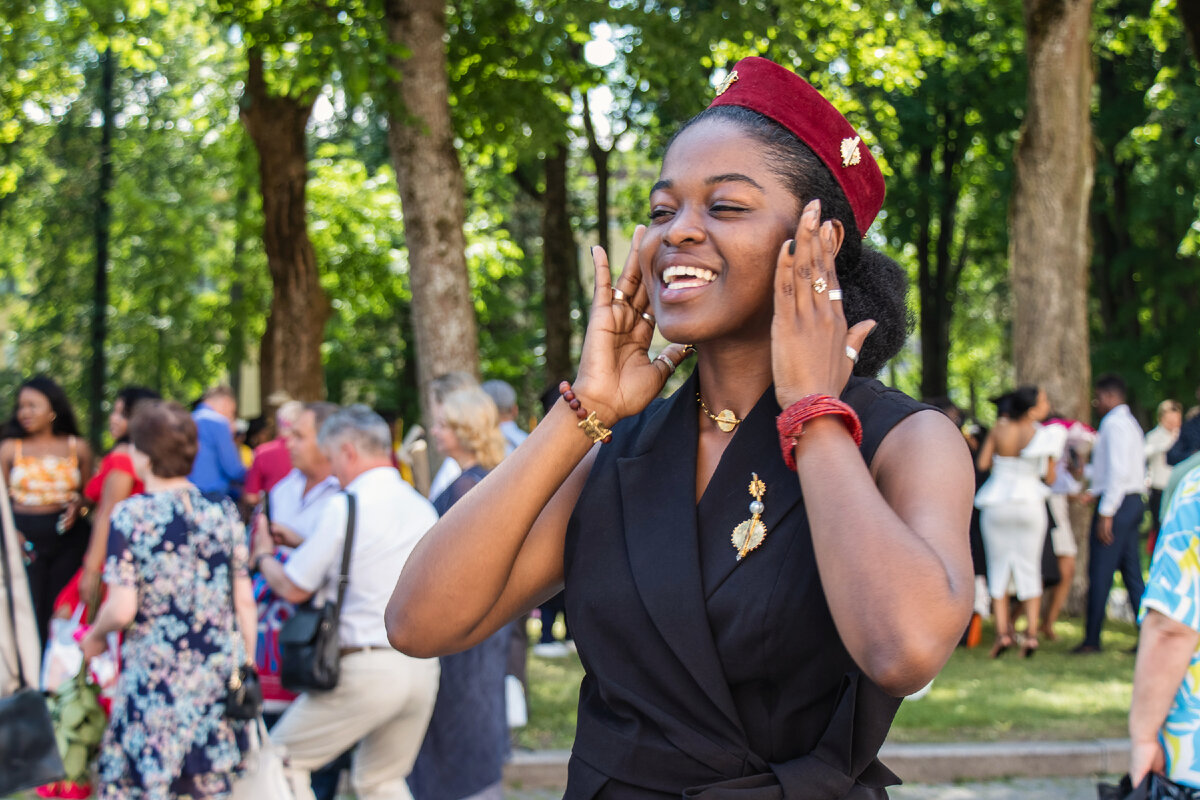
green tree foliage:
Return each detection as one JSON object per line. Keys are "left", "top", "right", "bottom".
{"left": 0, "top": 5, "right": 266, "bottom": 435}
{"left": 2, "top": 0, "right": 1195, "bottom": 433}
{"left": 1090, "top": 0, "right": 1200, "bottom": 413}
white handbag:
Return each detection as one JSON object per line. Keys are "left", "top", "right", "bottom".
{"left": 230, "top": 717, "right": 297, "bottom": 800}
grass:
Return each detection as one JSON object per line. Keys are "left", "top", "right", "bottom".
{"left": 514, "top": 616, "right": 1139, "bottom": 750}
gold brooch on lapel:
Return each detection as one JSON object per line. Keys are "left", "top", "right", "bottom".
{"left": 731, "top": 473, "right": 767, "bottom": 561}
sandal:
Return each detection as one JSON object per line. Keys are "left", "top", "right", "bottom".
{"left": 990, "top": 635, "right": 1014, "bottom": 659}
{"left": 1022, "top": 637, "right": 1039, "bottom": 659}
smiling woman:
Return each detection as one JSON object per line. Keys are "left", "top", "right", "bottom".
{"left": 387, "top": 55, "right": 974, "bottom": 799}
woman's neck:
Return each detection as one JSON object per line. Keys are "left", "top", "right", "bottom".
{"left": 22, "top": 429, "right": 57, "bottom": 445}
{"left": 143, "top": 475, "right": 192, "bottom": 493}
{"left": 451, "top": 454, "right": 478, "bottom": 472}
{"left": 693, "top": 337, "right": 774, "bottom": 419}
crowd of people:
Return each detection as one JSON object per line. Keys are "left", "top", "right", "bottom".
{"left": 0, "top": 370, "right": 554, "bottom": 800}
{"left": 927, "top": 374, "right": 1200, "bottom": 666}
{"left": 0, "top": 52, "right": 1198, "bottom": 800}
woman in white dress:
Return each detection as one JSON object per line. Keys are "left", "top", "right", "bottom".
{"left": 975, "top": 386, "right": 1062, "bottom": 658}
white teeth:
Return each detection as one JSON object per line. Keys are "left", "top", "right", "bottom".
{"left": 662, "top": 266, "right": 716, "bottom": 286}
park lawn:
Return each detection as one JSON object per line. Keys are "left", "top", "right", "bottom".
{"left": 515, "top": 617, "right": 1139, "bottom": 751}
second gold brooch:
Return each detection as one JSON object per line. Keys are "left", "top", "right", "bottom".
{"left": 731, "top": 473, "right": 767, "bottom": 560}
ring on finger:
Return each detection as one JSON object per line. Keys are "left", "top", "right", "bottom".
{"left": 612, "top": 288, "right": 627, "bottom": 303}
{"left": 653, "top": 353, "right": 677, "bottom": 375}
{"left": 827, "top": 289, "right": 843, "bottom": 301}
{"left": 845, "top": 344, "right": 860, "bottom": 364}
{"left": 641, "top": 311, "right": 656, "bottom": 326}
{"left": 812, "top": 276, "right": 828, "bottom": 294}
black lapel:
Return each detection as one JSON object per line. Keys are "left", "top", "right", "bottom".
{"left": 696, "top": 386, "right": 805, "bottom": 597}
{"left": 616, "top": 370, "right": 745, "bottom": 734}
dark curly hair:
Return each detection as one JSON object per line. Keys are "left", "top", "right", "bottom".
{"left": 3, "top": 375, "right": 81, "bottom": 439}
{"left": 673, "top": 105, "right": 912, "bottom": 377}
{"left": 113, "top": 386, "right": 162, "bottom": 445}
{"left": 991, "top": 385, "right": 1039, "bottom": 419}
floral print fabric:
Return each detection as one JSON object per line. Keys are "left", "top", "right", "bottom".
{"left": 99, "top": 487, "right": 249, "bottom": 800}
{"left": 1141, "top": 465, "right": 1200, "bottom": 789}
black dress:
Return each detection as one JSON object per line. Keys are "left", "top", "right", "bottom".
{"left": 411, "top": 465, "right": 512, "bottom": 800}
{"left": 562, "top": 370, "right": 931, "bottom": 799}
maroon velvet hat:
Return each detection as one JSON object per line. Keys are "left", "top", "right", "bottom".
{"left": 707, "top": 56, "right": 885, "bottom": 237}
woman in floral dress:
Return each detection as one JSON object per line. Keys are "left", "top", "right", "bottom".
{"left": 81, "top": 400, "right": 257, "bottom": 799}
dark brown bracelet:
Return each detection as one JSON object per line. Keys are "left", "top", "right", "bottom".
{"left": 559, "top": 381, "right": 613, "bottom": 444}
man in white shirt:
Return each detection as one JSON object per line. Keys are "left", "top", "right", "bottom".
{"left": 252, "top": 405, "right": 440, "bottom": 800}
{"left": 252, "top": 401, "right": 346, "bottom": 800}
{"left": 1076, "top": 374, "right": 1147, "bottom": 653}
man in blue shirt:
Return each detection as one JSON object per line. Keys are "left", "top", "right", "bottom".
{"left": 189, "top": 385, "right": 246, "bottom": 497}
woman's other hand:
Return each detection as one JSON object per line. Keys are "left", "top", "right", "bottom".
{"left": 251, "top": 514, "right": 275, "bottom": 560}
{"left": 80, "top": 564, "right": 103, "bottom": 610}
{"left": 60, "top": 493, "right": 84, "bottom": 529}
{"left": 79, "top": 627, "right": 106, "bottom": 661}
{"left": 269, "top": 521, "right": 302, "bottom": 548}
{"left": 1130, "top": 738, "right": 1165, "bottom": 786}
{"left": 574, "top": 225, "right": 691, "bottom": 423}
{"left": 771, "top": 200, "right": 875, "bottom": 409}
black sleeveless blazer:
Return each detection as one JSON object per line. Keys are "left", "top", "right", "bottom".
{"left": 562, "top": 369, "right": 932, "bottom": 799}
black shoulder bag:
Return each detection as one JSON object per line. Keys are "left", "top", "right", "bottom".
{"left": 278, "top": 492, "right": 356, "bottom": 693}
{"left": 0, "top": 508, "right": 67, "bottom": 794}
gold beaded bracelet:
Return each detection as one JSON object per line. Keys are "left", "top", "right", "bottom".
{"left": 558, "top": 381, "right": 613, "bottom": 444}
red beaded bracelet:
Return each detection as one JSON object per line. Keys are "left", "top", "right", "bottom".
{"left": 776, "top": 394, "right": 863, "bottom": 471}
{"left": 559, "top": 381, "right": 613, "bottom": 444}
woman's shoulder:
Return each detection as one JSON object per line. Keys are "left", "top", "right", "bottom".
{"left": 100, "top": 446, "right": 135, "bottom": 471}
{"left": 842, "top": 377, "right": 936, "bottom": 463}
{"left": 193, "top": 489, "right": 240, "bottom": 519}
{"left": 842, "top": 377, "right": 929, "bottom": 418}
{"left": 605, "top": 395, "right": 675, "bottom": 456}
{"left": 110, "top": 492, "right": 155, "bottom": 528}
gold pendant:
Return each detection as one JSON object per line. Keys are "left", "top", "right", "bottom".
{"left": 731, "top": 473, "right": 768, "bottom": 560}
{"left": 714, "top": 409, "right": 739, "bottom": 433}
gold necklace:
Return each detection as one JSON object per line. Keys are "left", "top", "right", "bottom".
{"left": 697, "top": 392, "right": 742, "bottom": 433}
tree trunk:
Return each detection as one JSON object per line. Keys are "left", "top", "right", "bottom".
{"left": 383, "top": 0, "right": 479, "bottom": 420}
{"left": 1181, "top": 0, "right": 1200, "bottom": 66}
{"left": 240, "top": 51, "right": 328, "bottom": 405}
{"left": 89, "top": 47, "right": 115, "bottom": 448}
{"left": 1011, "top": 0, "right": 1095, "bottom": 612}
{"left": 542, "top": 144, "right": 577, "bottom": 384}
{"left": 580, "top": 90, "right": 611, "bottom": 256}
{"left": 914, "top": 144, "right": 941, "bottom": 399}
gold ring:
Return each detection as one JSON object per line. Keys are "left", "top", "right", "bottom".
{"left": 641, "top": 311, "right": 656, "bottom": 326}
{"left": 612, "top": 289, "right": 627, "bottom": 302}
{"left": 812, "top": 277, "right": 828, "bottom": 294}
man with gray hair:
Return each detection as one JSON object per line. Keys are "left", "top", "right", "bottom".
{"left": 251, "top": 404, "right": 440, "bottom": 800}
{"left": 482, "top": 378, "right": 528, "bottom": 452}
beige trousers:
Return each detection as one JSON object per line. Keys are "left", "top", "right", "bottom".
{"left": 270, "top": 647, "right": 440, "bottom": 800}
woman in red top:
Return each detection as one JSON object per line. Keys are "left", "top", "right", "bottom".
{"left": 79, "top": 387, "right": 160, "bottom": 608}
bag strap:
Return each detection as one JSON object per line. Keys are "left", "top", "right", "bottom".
{"left": 0, "top": 496, "right": 29, "bottom": 689}
{"left": 331, "top": 492, "right": 356, "bottom": 618}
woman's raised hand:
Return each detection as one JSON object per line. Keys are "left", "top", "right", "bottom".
{"left": 771, "top": 199, "right": 876, "bottom": 409}
{"left": 573, "top": 225, "right": 691, "bottom": 423}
